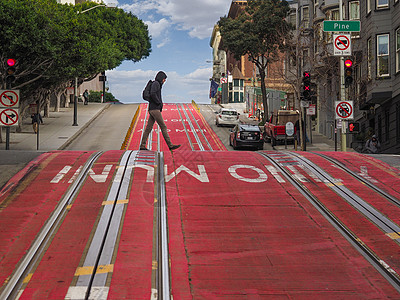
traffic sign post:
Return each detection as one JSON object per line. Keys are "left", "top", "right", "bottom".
{"left": 0, "top": 90, "right": 20, "bottom": 107}
{"left": 0, "top": 89, "right": 20, "bottom": 150}
{"left": 335, "top": 101, "right": 354, "bottom": 120}
{"left": 0, "top": 109, "right": 19, "bottom": 126}
{"left": 333, "top": 34, "right": 351, "bottom": 56}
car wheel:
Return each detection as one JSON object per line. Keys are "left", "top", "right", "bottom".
{"left": 233, "top": 140, "right": 237, "bottom": 150}
{"left": 263, "top": 132, "right": 271, "bottom": 143}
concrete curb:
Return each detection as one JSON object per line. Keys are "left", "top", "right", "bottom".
{"left": 58, "top": 103, "right": 111, "bottom": 150}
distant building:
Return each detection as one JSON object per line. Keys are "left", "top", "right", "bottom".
{"left": 210, "top": 0, "right": 292, "bottom": 107}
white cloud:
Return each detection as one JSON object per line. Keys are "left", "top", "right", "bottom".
{"left": 120, "top": 0, "right": 231, "bottom": 39}
{"left": 145, "top": 18, "right": 170, "bottom": 39}
{"left": 107, "top": 67, "right": 212, "bottom": 104}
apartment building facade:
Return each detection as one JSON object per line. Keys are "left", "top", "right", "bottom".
{"left": 288, "top": 0, "right": 400, "bottom": 153}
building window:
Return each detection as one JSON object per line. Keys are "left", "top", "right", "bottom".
{"left": 367, "top": 0, "right": 371, "bottom": 14}
{"left": 349, "top": 1, "right": 360, "bottom": 20}
{"left": 331, "top": 9, "right": 339, "bottom": 20}
{"left": 314, "top": 0, "right": 319, "bottom": 14}
{"left": 377, "top": 34, "right": 389, "bottom": 77}
{"left": 397, "top": 104, "right": 400, "bottom": 142}
{"left": 376, "top": 0, "right": 389, "bottom": 9}
{"left": 302, "top": 6, "right": 310, "bottom": 28}
{"left": 384, "top": 110, "right": 389, "bottom": 142}
{"left": 288, "top": 12, "right": 296, "bottom": 27}
{"left": 367, "top": 38, "right": 372, "bottom": 79}
{"left": 396, "top": 28, "right": 400, "bottom": 73}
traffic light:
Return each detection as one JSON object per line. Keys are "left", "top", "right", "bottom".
{"left": 5, "top": 58, "right": 16, "bottom": 87}
{"left": 302, "top": 71, "right": 311, "bottom": 101}
{"left": 344, "top": 59, "right": 353, "bottom": 87}
{"left": 348, "top": 122, "right": 359, "bottom": 133}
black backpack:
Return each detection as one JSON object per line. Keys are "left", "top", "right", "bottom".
{"left": 142, "top": 80, "right": 153, "bottom": 101}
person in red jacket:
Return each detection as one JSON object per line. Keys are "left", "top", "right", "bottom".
{"left": 140, "top": 71, "right": 181, "bottom": 151}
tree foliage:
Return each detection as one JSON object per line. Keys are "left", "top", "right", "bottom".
{"left": 0, "top": 0, "right": 151, "bottom": 114}
{"left": 218, "top": 0, "right": 292, "bottom": 120}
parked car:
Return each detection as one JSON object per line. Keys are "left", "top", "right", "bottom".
{"left": 215, "top": 108, "right": 240, "bottom": 127}
{"left": 229, "top": 124, "right": 264, "bottom": 150}
{"left": 263, "top": 110, "right": 299, "bottom": 146}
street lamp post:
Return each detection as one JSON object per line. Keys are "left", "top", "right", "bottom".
{"left": 73, "top": 2, "right": 116, "bottom": 126}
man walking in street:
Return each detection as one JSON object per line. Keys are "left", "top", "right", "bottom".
{"left": 140, "top": 71, "right": 181, "bottom": 151}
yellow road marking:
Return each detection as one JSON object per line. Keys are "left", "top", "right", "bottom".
{"left": 75, "top": 264, "right": 114, "bottom": 276}
{"left": 23, "top": 273, "right": 33, "bottom": 284}
{"left": 102, "top": 199, "right": 129, "bottom": 206}
{"left": 386, "top": 232, "right": 400, "bottom": 240}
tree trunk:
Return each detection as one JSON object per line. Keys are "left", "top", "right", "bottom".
{"left": 44, "top": 98, "right": 50, "bottom": 117}
{"left": 259, "top": 68, "right": 268, "bottom": 123}
{"left": 55, "top": 92, "right": 61, "bottom": 112}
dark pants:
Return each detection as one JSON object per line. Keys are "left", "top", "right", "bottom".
{"left": 140, "top": 110, "right": 172, "bottom": 148}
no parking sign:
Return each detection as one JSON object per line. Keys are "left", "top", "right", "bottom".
{"left": 335, "top": 101, "right": 353, "bottom": 120}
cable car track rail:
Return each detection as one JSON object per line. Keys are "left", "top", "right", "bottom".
{"left": 314, "top": 152, "right": 400, "bottom": 208}
{"left": 0, "top": 152, "right": 103, "bottom": 300}
{"left": 288, "top": 151, "right": 400, "bottom": 240}
{"left": 258, "top": 152, "right": 400, "bottom": 292}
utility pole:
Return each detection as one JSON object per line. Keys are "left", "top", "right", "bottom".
{"left": 339, "top": 0, "right": 347, "bottom": 151}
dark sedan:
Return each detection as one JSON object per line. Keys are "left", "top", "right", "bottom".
{"left": 229, "top": 124, "right": 264, "bottom": 150}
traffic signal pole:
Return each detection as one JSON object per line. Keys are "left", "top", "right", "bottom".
{"left": 339, "top": 0, "right": 347, "bottom": 152}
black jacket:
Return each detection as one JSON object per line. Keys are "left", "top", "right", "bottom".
{"left": 149, "top": 71, "right": 167, "bottom": 111}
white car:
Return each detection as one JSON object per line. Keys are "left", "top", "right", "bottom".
{"left": 215, "top": 108, "right": 240, "bottom": 127}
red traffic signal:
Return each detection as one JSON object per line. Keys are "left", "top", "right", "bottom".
{"left": 344, "top": 59, "right": 353, "bottom": 68}
{"left": 344, "top": 59, "right": 353, "bottom": 87}
{"left": 7, "top": 58, "right": 16, "bottom": 67}
{"left": 348, "top": 122, "right": 359, "bottom": 133}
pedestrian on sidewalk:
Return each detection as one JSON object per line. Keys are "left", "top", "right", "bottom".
{"left": 31, "top": 112, "right": 43, "bottom": 134}
{"left": 140, "top": 71, "right": 181, "bottom": 151}
{"left": 83, "top": 89, "right": 89, "bottom": 105}
{"left": 364, "top": 135, "right": 381, "bottom": 154}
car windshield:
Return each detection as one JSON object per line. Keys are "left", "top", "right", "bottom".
{"left": 221, "top": 110, "right": 237, "bottom": 115}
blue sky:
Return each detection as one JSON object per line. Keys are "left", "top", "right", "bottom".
{"left": 104, "top": 0, "right": 232, "bottom": 104}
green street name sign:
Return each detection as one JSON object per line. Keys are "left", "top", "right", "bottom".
{"left": 323, "top": 20, "right": 361, "bottom": 32}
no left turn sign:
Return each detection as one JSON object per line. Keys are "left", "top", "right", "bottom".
{"left": 335, "top": 101, "right": 353, "bottom": 119}
{"left": 0, "top": 108, "right": 19, "bottom": 126}
{"left": 333, "top": 34, "right": 351, "bottom": 56}
{"left": 0, "top": 90, "right": 20, "bottom": 108}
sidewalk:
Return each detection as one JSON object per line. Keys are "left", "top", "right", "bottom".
{"left": 2, "top": 103, "right": 111, "bottom": 151}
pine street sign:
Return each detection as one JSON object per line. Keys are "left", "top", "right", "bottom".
{"left": 323, "top": 20, "right": 360, "bottom": 32}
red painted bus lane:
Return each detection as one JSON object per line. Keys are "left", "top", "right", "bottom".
{"left": 17, "top": 151, "right": 122, "bottom": 299}
{"left": 0, "top": 151, "right": 95, "bottom": 293}
{"left": 163, "top": 150, "right": 399, "bottom": 298}
{"left": 319, "top": 151, "right": 400, "bottom": 199}
{"left": 287, "top": 151, "right": 400, "bottom": 277}
{"left": 126, "top": 103, "right": 226, "bottom": 151}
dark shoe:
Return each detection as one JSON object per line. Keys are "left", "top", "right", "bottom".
{"left": 169, "top": 144, "right": 181, "bottom": 151}
{"left": 139, "top": 146, "right": 149, "bottom": 150}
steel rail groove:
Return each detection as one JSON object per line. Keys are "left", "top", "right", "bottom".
{"left": 314, "top": 152, "right": 400, "bottom": 208}
{"left": 83, "top": 150, "right": 136, "bottom": 300}
{"left": 179, "top": 104, "right": 204, "bottom": 151}
{"left": 185, "top": 103, "right": 213, "bottom": 151}
{"left": 258, "top": 152, "right": 400, "bottom": 292}
{"left": 176, "top": 104, "right": 194, "bottom": 150}
{"left": 0, "top": 151, "right": 103, "bottom": 300}
{"left": 156, "top": 151, "right": 171, "bottom": 299}
{"left": 288, "top": 151, "right": 400, "bottom": 238}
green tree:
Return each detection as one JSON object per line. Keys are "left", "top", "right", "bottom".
{"left": 0, "top": 0, "right": 151, "bottom": 117}
{"left": 218, "top": 0, "right": 292, "bottom": 121}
